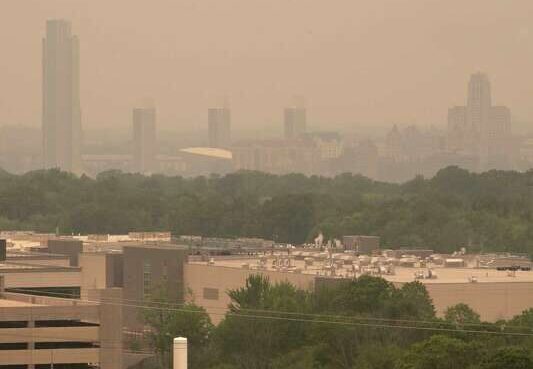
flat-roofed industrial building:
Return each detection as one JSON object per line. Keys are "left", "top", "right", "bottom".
{"left": 185, "top": 256, "right": 533, "bottom": 323}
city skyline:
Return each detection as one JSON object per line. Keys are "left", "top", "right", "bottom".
{"left": 2, "top": 3, "right": 533, "bottom": 369}
{"left": 1, "top": 1, "right": 533, "bottom": 132}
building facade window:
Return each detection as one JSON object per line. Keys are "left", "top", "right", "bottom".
{"left": 203, "top": 287, "right": 219, "bottom": 300}
{"left": 143, "top": 261, "right": 152, "bottom": 300}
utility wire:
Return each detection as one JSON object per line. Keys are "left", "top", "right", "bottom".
{"left": 6, "top": 288, "right": 533, "bottom": 332}
{"left": 6, "top": 289, "right": 533, "bottom": 337}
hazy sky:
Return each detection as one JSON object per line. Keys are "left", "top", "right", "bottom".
{"left": 1, "top": 0, "right": 533, "bottom": 133}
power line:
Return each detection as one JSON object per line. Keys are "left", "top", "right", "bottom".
{"left": 7, "top": 288, "right": 533, "bottom": 332}
{"left": 6, "top": 289, "right": 533, "bottom": 337}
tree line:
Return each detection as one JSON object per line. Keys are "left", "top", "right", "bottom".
{"left": 0, "top": 167, "right": 533, "bottom": 255}
{"left": 143, "top": 275, "right": 533, "bottom": 369}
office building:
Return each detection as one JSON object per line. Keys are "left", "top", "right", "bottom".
{"left": 208, "top": 107, "right": 231, "bottom": 148}
{"left": 185, "top": 252, "right": 533, "bottom": 324}
{"left": 342, "top": 235, "right": 380, "bottom": 253}
{"left": 447, "top": 73, "right": 513, "bottom": 170}
{"left": 467, "top": 72, "right": 492, "bottom": 136}
{"left": 284, "top": 107, "right": 306, "bottom": 139}
{"left": 132, "top": 107, "right": 157, "bottom": 174}
{"left": 447, "top": 106, "right": 467, "bottom": 152}
{"left": 46, "top": 238, "right": 83, "bottom": 266}
{"left": 122, "top": 243, "right": 188, "bottom": 330}
{"left": 42, "top": 19, "right": 82, "bottom": 174}
{"left": 232, "top": 139, "right": 320, "bottom": 175}
{"left": 487, "top": 106, "right": 512, "bottom": 168}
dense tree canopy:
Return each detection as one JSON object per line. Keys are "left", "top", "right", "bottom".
{"left": 1, "top": 167, "right": 533, "bottom": 255}
{"left": 145, "top": 275, "right": 533, "bottom": 369}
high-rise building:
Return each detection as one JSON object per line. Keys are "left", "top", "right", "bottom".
{"left": 284, "top": 107, "right": 306, "bottom": 139}
{"left": 447, "top": 106, "right": 467, "bottom": 151}
{"left": 122, "top": 243, "right": 187, "bottom": 330}
{"left": 208, "top": 107, "right": 231, "bottom": 148}
{"left": 467, "top": 73, "right": 492, "bottom": 135}
{"left": 42, "top": 19, "right": 82, "bottom": 174}
{"left": 132, "top": 107, "right": 156, "bottom": 174}
{"left": 487, "top": 106, "right": 512, "bottom": 169}
{"left": 447, "top": 73, "right": 513, "bottom": 170}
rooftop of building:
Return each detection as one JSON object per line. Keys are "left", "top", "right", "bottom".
{"left": 189, "top": 254, "right": 533, "bottom": 284}
{"left": 123, "top": 242, "right": 188, "bottom": 251}
{"left": 180, "top": 147, "right": 233, "bottom": 159}
{"left": 7, "top": 249, "right": 69, "bottom": 260}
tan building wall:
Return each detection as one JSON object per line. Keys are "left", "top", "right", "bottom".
{"left": 0, "top": 292, "right": 121, "bottom": 369}
{"left": 185, "top": 263, "right": 533, "bottom": 323}
{"left": 0, "top": 348, "right": 100, "bottom": 366}
{"left": 425, "top": 282, "right": 533, "bottom": 321}
{"left": 89, "top": 288, "right": 123, "bottom": 369}
{"left": 80, "top": 253, "right": 108, "bottom": 297}
{"left": 0, "top": 326, "right": 99, "bottom": 343}
{"left": 184, "top": 263, "right": 315, "bottom": 324}
{"left": 11, "top": 258, "right": 71, "bottom": 267}
{"left": 3, "top": 270, "right": 81, "bottom": 289}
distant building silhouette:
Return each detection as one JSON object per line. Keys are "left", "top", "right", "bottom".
{"left": 42, "top": 19, "right": 82, "bottom": 174}
{"left": 132, "top": 107, "right": 156, "bottom": 174}
{"left": 467, "top": 73, "right": 492, "bottom": 136}
{"left": 447, "top": 73, "right": 513, "bottom": 170}
{"left": 208, "top": 107, "right": 231, "bottom": 148}
{"left": 284, "top": 107, "right": 306, "bottom": 139}
{"left": 447, "top": 106, "right": 468, "bottom": 152}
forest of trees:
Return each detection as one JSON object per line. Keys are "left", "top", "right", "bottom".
{"left": 142, "top": 275, "right": 533, "bottom": 369}
{"left": 1, "top": 167, "right": 533, "bottom": 255}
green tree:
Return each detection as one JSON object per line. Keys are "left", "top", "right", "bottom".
{"left": 398, "top": 335, "right": 482, "bottom": 369}
{"left": 444, "top": 303, "right": 481, "bottom": 327}
{"left": 215, "top": 275, "right": 311, "bottom": 369}
{"left": 143, "top": 293, "right": 213, "bottom": 369}
{"left": 481, "top": 347, "right": 533, "bottom": 369}
{"left": 389, "top": 281, "right": 436, "bottom": 320}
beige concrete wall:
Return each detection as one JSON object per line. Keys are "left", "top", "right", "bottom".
{"left": 89, "top": 288, "right": 123, "bottom": 369}
{"left": 0, "top": 303, "right": 100, "bottom": 323}
{"left": 80, "top": 253, "right": 108, "bottom": 298}
{"left": 426, "top": 282, "right": 533, "bottom": 321}
{"left": 186, "top": 264, "right": 533, "bottom": 323}
{"left": 14, "top": 258, "right": 71, "bottom": 267}
{"left": 0, "top": 348, "right": 99, "bottom": 365}
{"left": 184, "top": 263, "right": 315, "bottom": 324}
{"left": 0, "top": 326, "right": 99, "bottom": 343}
{"left": 0, "top": 292, "right": 121, "bottom": 369}
{"left": 3, "top": 271, "right": 81, "bottom": 288}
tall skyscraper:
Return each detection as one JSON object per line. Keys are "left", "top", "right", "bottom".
{"left": 208, "top": 107, "right": 231, "bottom": 148}
{"left": 447, "top": 106, "right": 467, "bottom": 152}
{"left": 447, "top": 73, "right": 513, "bottom": 170}
{"left": 467, "top": 73, "right": 492, "bottom": 135}
{"left": 42, "top": 19, "right": 82, "bottom": 174}
{"left": 487, "top": 106, "right": 512, "bottom": 169}
{"left": 132, "top": 107, "right": 157, "bottom": 174}
{"left": 284, "top": 107, "right": 306, "bottom": 139}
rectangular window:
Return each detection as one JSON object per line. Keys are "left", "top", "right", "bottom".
{"left": 162, "top": 261, "right": 168, "bottom": 283}
{"left": 143, "top": 261, "right": 152, "bottom": 300}
{"left": 203, "top": 287, "right": 219, "bottom": 300}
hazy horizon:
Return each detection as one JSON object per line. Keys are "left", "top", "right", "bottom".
{"left": 1, "top": 0, "right": 533, "bottom": 132}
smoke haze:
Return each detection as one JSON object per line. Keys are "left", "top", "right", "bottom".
{"left": 1, "top": 0, "right": 533, "bottom": 133}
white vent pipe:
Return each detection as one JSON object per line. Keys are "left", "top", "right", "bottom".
{"left": 173, "top": 337, "right": 187, "bottom": 369}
